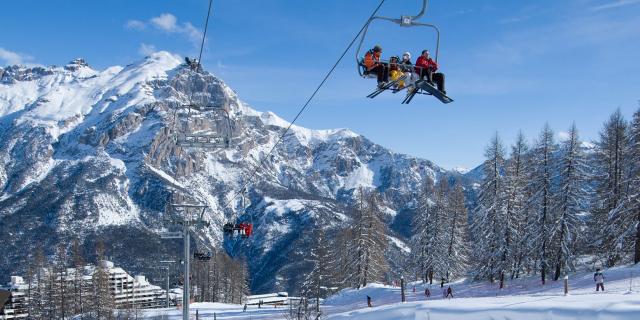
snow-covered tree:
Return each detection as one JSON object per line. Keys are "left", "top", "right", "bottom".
{"left": 605, "top": 107, "right": 640, "bottom": 264}
{"left": 412, "top": 177, "right": 451, "bottom": 283}
{"left": 592, "top": 109, "right": 629, "bottom": 266}
{"left": 301, "top": 228, "right": 332, "bottom": 313}
{"left": 328, "top": 227, "right": 354, "bottom": 289}
{"left": 411, "top": 177, "right": 436, "bottom": 283}
{"left": 472, "top": 133, "right": 506, "bottom": 282}
{"left": 629, "top": 108, "right": 640, "bottom": 264}
{"left": 347, "top": 188, "right": 389, "bottom": 288}
{"left": 504, "top": 132, "right": 530, "bottom": 279}
{"left": 443, "top": 183, "right": 469, "bottom": 280}
{"left": 527, "top": 124, "right": 557, "bottom": 285}
{"left": 551, "top": 123, "right": 589, "bottom": 280}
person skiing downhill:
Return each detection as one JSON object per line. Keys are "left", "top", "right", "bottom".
{"left": 367, "top": 295, "right": 373, "bottom": 307}
{"left": 445, "top": 286, "right": 453, "bottom": 299}
{"left": 594, "top": 268, "right": 605, "bottom": 291}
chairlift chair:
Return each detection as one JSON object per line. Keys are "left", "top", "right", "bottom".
{"left": 355, "top": 0, "right": 453, "bottom": 104}
{"left": 222, "top": 188, "right": 254, "bottom": 239}
{"left": 175, "top": 103, "right": 233, "bottom": 149}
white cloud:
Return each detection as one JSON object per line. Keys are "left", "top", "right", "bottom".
{"left": 557, "top": 131, "right": 571, "bottom": 142}
{"left": 127, "top": 13, "right": 203, "bottom": 45}
{"left": 0, "top": 47, "right": 33, "bottom": 65}
{"left": 138, "top": 43, "right": 157, "bottom": 56}
{"left": 126, "top": 20, "right": 146, "bottom": 31}
{"left": 150, "top": 13, "right": 177, "bottom": 32}
{"left": 591, "top": 0, "right": 640, "bottom": 11}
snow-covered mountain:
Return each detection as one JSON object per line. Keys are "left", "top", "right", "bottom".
{"left": 0, "top": 52, "right": 473, "bottom": 293}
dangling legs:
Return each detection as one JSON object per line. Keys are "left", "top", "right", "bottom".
{"left": 433, "top": 72, "right": 446, "bottom": 94}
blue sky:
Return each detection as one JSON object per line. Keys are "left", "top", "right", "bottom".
{"left": 1, "top": 0, "right": 639, "bottom": 169}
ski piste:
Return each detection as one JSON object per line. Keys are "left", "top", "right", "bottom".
{"left": 367, "top": 75, "right": 407, "bottom": 99}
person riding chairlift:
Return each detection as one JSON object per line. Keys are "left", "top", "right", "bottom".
{"left": 388, "top": 56, "right": 403, "bottom": 89}
{"left": 363, "top": 45, "right": 389, "bottom": 88}
{"left": 398, "top": 52, "right": 415, "bottom": 90}
{"left": 415, "top": 50, "right": 446, "bottom": 94}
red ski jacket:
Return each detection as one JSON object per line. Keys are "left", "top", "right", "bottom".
{"left": 415, "top": 56, "right": 438, "bottom": 73}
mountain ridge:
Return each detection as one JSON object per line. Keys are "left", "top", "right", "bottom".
{"left": 0, "top": 51, "right": 478, "bottom": 293}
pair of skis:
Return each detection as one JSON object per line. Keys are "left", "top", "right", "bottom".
{"left": 400, "top": 80, "right": 453, "bottom": 104}
{"left": 366, "top": 78, "right": 454, "bottom": 104}
{"left": 367, "top": 75, "right": 407, "bottom": 99}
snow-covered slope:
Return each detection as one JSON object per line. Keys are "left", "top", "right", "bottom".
{"left": 0, "top": 52, "right": 469, "bottom": 293}
{"left": 136, "top": 264, "right": 640, "bottom": 319}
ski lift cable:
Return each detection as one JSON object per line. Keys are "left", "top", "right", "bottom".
{"left": 197, "top": 0, "right": 214, "bottom": 70}
{"left": 220, "top": 0, "right": 388, "bottom": 212}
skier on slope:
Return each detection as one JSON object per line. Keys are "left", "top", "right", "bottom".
{"left": 445, "top": 286, "right": 453, "bottom": 299}
{"left": 594, "top": 268, "right": 605, "bottom": 292}
{"left": 367, "top": 295, "right": 373, "bottom": 307}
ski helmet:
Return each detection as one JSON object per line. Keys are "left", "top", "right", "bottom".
{"left": 373, "top": 45, "right": 382, "bottom": 52}
{"left": 403, "top": 52, "right": 411, "bottom": 59}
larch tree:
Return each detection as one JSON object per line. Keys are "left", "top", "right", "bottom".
{"left": 71, "top": 239, "right": 86, "bottom": 316}
{"left": 472, "top": 133, "right": 506, "bottom": 283}
{"left": 527, "top": 124, "right": 557, "bottom": 285}
{"left": 411, "top": 176, "right": 436, "bottom": 283}
{"left": 552, "top": 123, "right": 589, "bottom": 280}
{"left": 431, "top": 178, "right": 452, "bottom": 281}
{"left": 592, "top": 109, "right": 629, "bottom": 266}
{"left": 444, "top": 183, "right": 469, "bottom": 280}
{"left": 348, "top": 188, "right": 389, "bottom": 288}
{"left": 629, "top": 108, "right": 640, "bottom": 264}
{"left": 504, "top": 132, "right": 530, "bottom": 279}
{"left": 302, "top": 228, "right": 332, "bottom": 313}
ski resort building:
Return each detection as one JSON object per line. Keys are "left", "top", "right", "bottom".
{"left": 98, "top": 260, "right": 166, "bottom": 309}
{"left": 0, "top": 261, "right": 166, "bottom": 318}
{"left": 0, "top": 277, "right": 28, "bottom": 319}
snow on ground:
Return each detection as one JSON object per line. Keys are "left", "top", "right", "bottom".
{"left": 387, "top": 235, "right": 411, "bottom": 253}
{"left": 139, "top": 263, "right": 640, "bottom": 319}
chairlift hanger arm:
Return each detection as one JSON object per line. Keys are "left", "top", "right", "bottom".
{"left": 355, "top": 0, "right": 439, "bottom": 76}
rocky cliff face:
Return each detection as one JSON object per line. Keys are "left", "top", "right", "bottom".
{"left": 0, "top": 52, "right": 474, "bottom": 293}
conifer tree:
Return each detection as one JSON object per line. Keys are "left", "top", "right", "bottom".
{"left": 71, "top": 239, "right": 86, "bottom": 316}
{"left": 527, "top": 124, "right": 557, "bottom": 285}
{"left": 592, "top": 110, "right": 629, "bottom": 266}
{"left": 411, "top": 177, "right": 436, "bottom": 283}
{"left": 302, "top": 228, "right": 332, "bottom": 313}
{"left": 444, "top": 183, "right": 469, "bottom": 280}
{"left": 552, "top": 123, "right": 588, "bottom": 280}
{"left": 472, "top": 133, "right": 506, "bottom": 282}
{"left": 348, "top": 188, "right": 389, "bottom": 288}
{"left": 628, "top": 108, "right": 640, "bottom": 264}
{"left": 505, "top": 132, "right": 530, "bottom": 279}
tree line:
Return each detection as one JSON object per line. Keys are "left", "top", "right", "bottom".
{"left": 299, "top": 107, "right": 640, "bottom": 304}
{"left": 16, "top": 239, "right": 248, "bottom": 319}
{"left": 472, "top": 108, "right": 640, "bottom": 286}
